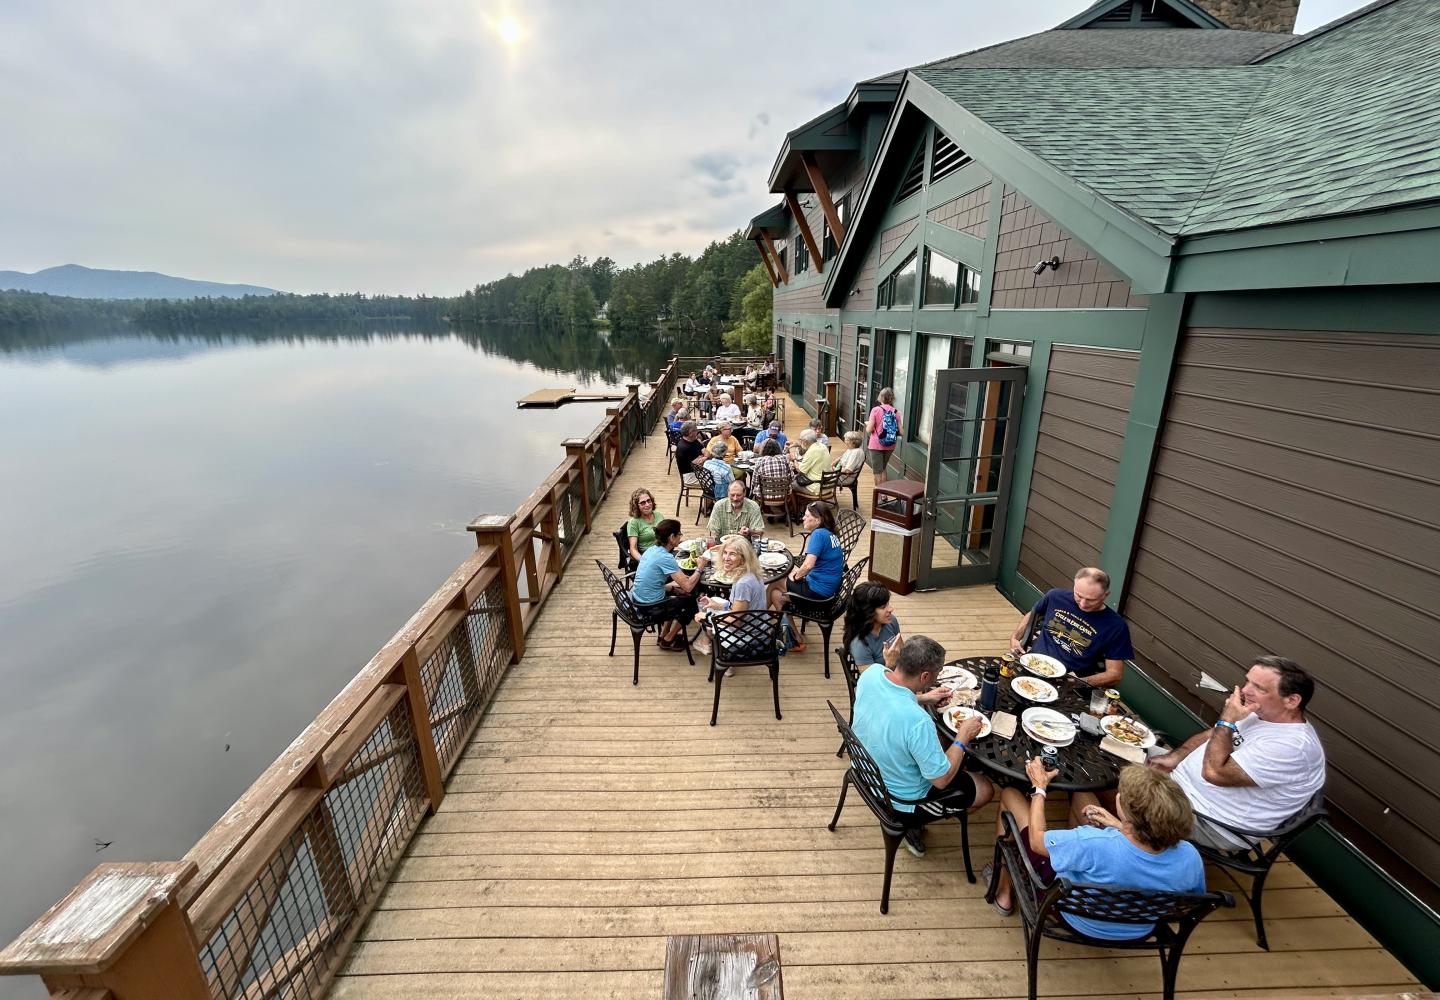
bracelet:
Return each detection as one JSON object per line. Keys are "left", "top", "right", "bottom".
{"left": 954, "top": 741, "right": 970, "bottom": 753}
{"left": 1032, "top": 787, "right": 1047, "bottom": 797}
{"left": 1214, "top": 720, "right": 1239, "bottom": 733}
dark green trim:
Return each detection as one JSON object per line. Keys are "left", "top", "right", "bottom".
{"left": 976, "top": 183, "right": 1005, "bottom": 319}
{"left": 1097, "top": 293, "right": 1185, "bottom": 604}
{"left": 923, "top": 220, "right": 986, "bottom": 270}
{"left": 1057, "top": 0, "right": 1226, "bottom": 29}
{"left": 986, "top": 308, "right": 1147, "bottom": 349}
{"left": 1169, "top": 225, "right": 1440, "bottom": 292}
{"left": 1187, "top": 286, "right": 1440, "bottom": 333}
{"left": 767, "top": 102, "right": 859, "bottom": 192}
{"left": 995, "top": 340, "right": 1051, "bottom": 598}
{"left": 1178, "top": 201, "right": 1440, "bottom": 255}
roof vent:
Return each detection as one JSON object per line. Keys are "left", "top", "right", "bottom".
{"left": 895, "top": 144, "right": 926, "bottom": 203}
{"left": 930, "top": 131, "right": 973, "bottom": 185}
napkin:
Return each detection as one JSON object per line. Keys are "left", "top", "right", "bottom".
{"left": 990, "top": 711, "right": 1018, "bottom": 740}
{"left": 1100, "top": 736, "right": 1147, "bottom": 764}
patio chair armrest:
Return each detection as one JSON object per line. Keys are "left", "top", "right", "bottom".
{"left": 1194, "top": 803, "right": 1324, "bottom": 843}
{"left": 999, "top": 812, "right": 1051, "bottom": 890}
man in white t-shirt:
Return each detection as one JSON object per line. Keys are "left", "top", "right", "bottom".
{"left": 1150, "top": 656, "right": 1325, "bottom": 849}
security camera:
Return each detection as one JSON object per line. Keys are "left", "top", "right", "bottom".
{"left": 1032, "top": 256, "right": 1061, "bottom": 275}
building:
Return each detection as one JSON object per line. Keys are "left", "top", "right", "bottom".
{"left": 746, "top": 0, "right": 1440, "bottom": 972}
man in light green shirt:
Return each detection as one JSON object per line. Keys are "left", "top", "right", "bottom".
{"left": 708, "top": 480, "right": 765, "bottom": 541}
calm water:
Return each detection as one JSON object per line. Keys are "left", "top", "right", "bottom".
{"left": 0, "top": 322, "right": 686, "bottom": 997}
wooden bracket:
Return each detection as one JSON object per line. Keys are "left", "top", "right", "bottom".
{"left": 754, "top": 240, "right": 780, "bottom": 288}
{"left": 800, "top": 152, "right": 845, "bottom": 250}
{"left": 784, "top": 190, "right": 823, "bottom": 275}
{"left": 759, "top": 230, "right": 789, "bottom": 284}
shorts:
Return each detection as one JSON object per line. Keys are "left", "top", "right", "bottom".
{"left": 1189, "top": 813, "right": 1256, "bottom": 852}
{"left": 906, "top": 773, "right": 980, "bottom": 824}
{"left": 867, "top": 446, "right": 892, "bottom": 474}
{"left": 786, "top": 576, "right": 834, "bottom": 601}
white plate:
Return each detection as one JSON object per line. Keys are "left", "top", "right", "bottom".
{"left": 758, "top": 553, "right": 788, "bottom": 569}
{"left": 937, "top": 665, "right": 978, "bottom": 690}
{"left": 1011, "top": 676, "right": 1058, "bottom": 703}
{"left": 1021, "top": 707, "right": 1077, "bottom": 747}
{"left": 1101, "top": 715, "right": 1157, "bottom": 749}
{"left": 764, "top": 539, "right": 788, "bottom": 553}
{"left": 1020, "top": 652, "right": 1067, "bottom": 679}
{"left": 943, "top": 705, "right": 992, "bottom": 739}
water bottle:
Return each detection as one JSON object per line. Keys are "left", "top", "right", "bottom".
{"left": 978, "top": 661, "right": 1000, "bottom": 713}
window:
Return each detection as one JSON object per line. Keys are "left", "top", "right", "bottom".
{"left": 923, "top": 250, "right": 959, "bottom": 307}
{"left": 929, "top": 129, "right": 973, "bottom": 185}
{"left": 922, "top": 248, "right": 981, "bottom": 308}
{"left": 818, "top": 350, "right": 836, "bottom": 396}
{"left": 793, "top": 234, "right": 809, "bottom": 274}
{"left": 854, "top": 336, "right": 871, "bottom": 431}
{"left": 914, "top": 336, "right": 972, "bottom": 447}
{"left": 823, "top": 195, "right": 848, "bottom": 260}
{"left": 878, "top": 252, "right": 917, "bottom": 310}
{"left": 988, "top": 340, "right": 1033, "bottom": 363}
{"left": 891, "top": 331, "right": 911, "bottom": 423}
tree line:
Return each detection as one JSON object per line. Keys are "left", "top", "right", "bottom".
{"left": 0, "top": 234, "right": 774, "bottom": 351}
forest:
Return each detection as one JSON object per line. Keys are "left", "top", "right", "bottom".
{"left": 0, "top": 232, "right": 774, "bottom": 351}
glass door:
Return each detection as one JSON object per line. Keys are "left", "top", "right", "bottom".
{"left": 917, "top": 367, "right": 1025, "bottom": 588}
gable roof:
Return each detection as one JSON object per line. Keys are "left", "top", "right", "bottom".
{"left": 1058, "top": 0, "right": 1227, "bottom": 30}
{"left": 914, "top": 27, "right": 1289, "bottom": 69}
{"left": 912, "top": 0, "right": 1440, "bottom": 238}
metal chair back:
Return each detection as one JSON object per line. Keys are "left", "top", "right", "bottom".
{"left": 711, "top": 609, "right": 783, "bottom": 668}
{"left": 827, "top": 700, "right": 902, "bottom": 825}
{"left": 834, "top": 508, "right": 866, "bottom": 560}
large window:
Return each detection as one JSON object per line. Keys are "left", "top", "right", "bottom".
{"left": 877, "top": 252, "right": 917, "bottom": 310}
{"left": 793, "top": 234, "right": 809, "bottom": 274}
{"left": 915, "top": 336, "right": 973, "bottom": 447}
{"left": 891, "top": 331, "right": 912, "bottom": 424}
{"left": 823, "top": 195, "right": 848, "bottom": 260}
{"left": 923, "top": 249, "right": 981, "bottom": 307}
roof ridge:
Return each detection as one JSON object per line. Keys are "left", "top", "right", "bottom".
{"left": 862, "top": 28, "right": 1056, "bottom": 83}
{"left": 1250, "top": 0, "right": 1406, "bottom": 62}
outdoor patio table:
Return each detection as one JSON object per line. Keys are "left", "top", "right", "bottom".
{"left": 935, "top": 655, "right": 1130, "bottom": 793}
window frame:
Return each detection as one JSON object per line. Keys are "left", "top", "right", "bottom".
{"left": 793, "top": 233, "right": 809, "bottom": 275}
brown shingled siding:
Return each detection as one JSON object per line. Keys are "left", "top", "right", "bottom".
{"left": 850, "top": 244, "right": 878, "bottom": 311}
{"left": 990, "top": 186, "right": 1146, "bottom": 310}
{"left": 880, "top": 216, "right": 920, "bottom": 266}
{"left": 773, "top": 281, "right": 831, "bottom": 314}
{"left": 1016, "top": 346, "right": 1138, "bottom": 594}
{"left": 927, "top": 183, "right": 992, "bottom": 239}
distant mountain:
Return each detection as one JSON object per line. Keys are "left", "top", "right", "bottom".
{"left": 0, "top": 264, "right": 281, "bottom": 300}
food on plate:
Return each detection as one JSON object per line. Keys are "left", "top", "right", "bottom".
{"left": 1029, "top": 717, "right": 1075, "bottom": 741}
{"left": 1103, "top": 716, "right": 1152, "bottom": 747}
{"left": 1013, "top": 676, "right": 1055, "bottom": 700}
{"left": 1020, "top": 653, "right": 1066, "bottom": 678}
{"left": 945, "top": 706, "right": 992, "bottom": 738}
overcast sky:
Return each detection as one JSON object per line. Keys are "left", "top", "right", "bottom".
{"left": 0, "top": 0, "right": 1369, "bottom": 295}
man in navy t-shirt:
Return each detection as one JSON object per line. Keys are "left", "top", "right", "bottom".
{"left": 1009, "top": 566, "right": 1132, "bottom": 686}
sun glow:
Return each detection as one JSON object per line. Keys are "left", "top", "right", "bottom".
{"left": 492, "top": 13, "right": 526, "bottom": 50}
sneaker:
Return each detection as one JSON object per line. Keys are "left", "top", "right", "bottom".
{"left": 789, "top": 638, "right": 807, "bottom": 654}
{"left": 903, "top": 829, "right": 926, "bottom": 858}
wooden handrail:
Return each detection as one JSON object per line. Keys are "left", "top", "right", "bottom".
{"left": 0, "top": 357, "right": 683, "bottom": 999}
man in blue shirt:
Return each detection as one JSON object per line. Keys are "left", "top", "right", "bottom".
{"left": 702, "top": 441, "right": 734, "bottom": 500}
{"left": 632, "top": 519, "right": 709, "bottom": 650}
{"left": 851, "top": 635, "right": 994, "bottom": 857}
{"left": 753, "top": 420, "right": 786, "bottom": 452}
{"left": 1010, "top": 566, "right": 1132, "bottom": 687}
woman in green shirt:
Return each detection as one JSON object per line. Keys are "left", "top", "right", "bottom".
{"left": 626, "top": 488, "right": 667, "bottom": 564}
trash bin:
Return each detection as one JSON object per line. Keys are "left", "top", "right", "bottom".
{"left": 868, "top": 479, "right": 924, "bottom": 595}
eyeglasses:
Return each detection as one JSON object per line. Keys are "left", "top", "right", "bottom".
{"left": 639, "top": 498, "right": 654, "bottom": 505}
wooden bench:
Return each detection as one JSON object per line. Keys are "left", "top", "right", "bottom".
{"left": 663, "top": 933, "right": 783, "bottom": 999}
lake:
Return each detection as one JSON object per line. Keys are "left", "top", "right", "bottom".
{"left": 0, "top": 321, "right": 696, "bottom": 998}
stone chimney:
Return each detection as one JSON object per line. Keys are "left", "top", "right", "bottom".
{"left": 1191, "top": 0, "right": 1300, "bottom": 32}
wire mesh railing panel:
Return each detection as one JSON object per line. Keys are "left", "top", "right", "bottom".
{"left": 557, "top": 475, "right": 582, "bottom": 558}
{"left": 587, "top": 451, "right": 605, "bottom": 506}
{"left": 196, "top": 700, "right": 425, "bottom": 1000}
{"left": 419, "top": 576, "right": 511, "bottom": 776}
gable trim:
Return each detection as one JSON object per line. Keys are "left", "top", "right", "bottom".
{"left": 1057, "top": 0, "right": 1227, "bottom": 30}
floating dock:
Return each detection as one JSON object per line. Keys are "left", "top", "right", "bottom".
{"left": 516, "top": 388, "right": 627, "bottom": 408}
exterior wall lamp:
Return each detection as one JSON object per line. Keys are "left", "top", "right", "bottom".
{"left": 1032, "top": 256, "right": 1062, "bottom": 275}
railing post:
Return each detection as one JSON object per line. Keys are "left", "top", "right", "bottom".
{"left": 542, "top": 483, "right": 564, "bottom": 580}
{"left": 565, "top": 439, "right": 592, "bottom": 532}
{"left": 0, "top": 862, "right": 211, "bottom": 1000}
{"left": 468, "top": 514, "right": 526, "bottom": 662}
{"left": 824, "top": 380, "right": 839, "bottom": 437}
{"left": 605, "top": 406, "right": 622, "bottom": 476}
{"left": 393, "top": 648, "right": 445, "bottom": 814}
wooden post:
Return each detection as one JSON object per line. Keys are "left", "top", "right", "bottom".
{"left": 467, "top": 514, "right": 525, "bottom": 662}
{"left": 541, "top": 485, "right": 564, "bottom": 580}
{"left": 824, "top": 381, "right": 839, "bottom": 438}
{"left": 784, "top": 190, "right": 823, "bottom": 274}
{"left": 605, "top": 406, "right": 622, "bottom": 476}
{"left": 626, "top": 383, "right": 643, "bottom": 450}
{"left": 393, "top": 648, "right": 445, "bottom": 814}
{"left": 760, "top": 230, "right": 789, "bottom": 284}
{"left": 0, "top": 862, "right": 212, "bottom": 1000}
{"left": 801, "top": 152, "right": 845, "bottom": 248}
{"left": 564, "top": 439, "right": 592, "bottom": 533}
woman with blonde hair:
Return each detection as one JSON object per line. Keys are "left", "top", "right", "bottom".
{"left": 692, "top": 536, "right": 766, "bottom": 671}
{"left": 989, "top": 762, "right": 1206, "bottom": 938}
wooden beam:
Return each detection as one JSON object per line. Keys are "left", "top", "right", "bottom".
{"left": 754, "top": 240, "right": 779, "bottom": 288}
{"left": 760, "top": 230, "right": 789, "bottom": 284}
{"left": 800, "top": 152, "right": 845, "bottom": 250}
{"left": 784, "top": 191, "right": 823, "bottom": 275}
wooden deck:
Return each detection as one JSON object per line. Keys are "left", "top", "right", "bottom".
{"left": 329, "top": 404, "right": 1418, "bottom": 999}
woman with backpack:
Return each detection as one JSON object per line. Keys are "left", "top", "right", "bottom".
{"left": 867, "top": 386, "right": 902, "bottom": 483}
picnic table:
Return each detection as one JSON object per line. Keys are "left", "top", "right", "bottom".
{"left": 933, "top": 655, "right": 1151, "bottom": 793}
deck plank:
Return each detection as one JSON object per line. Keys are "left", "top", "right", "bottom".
{"left": 330, "top": 402, "right": 1417, "bottom": 998}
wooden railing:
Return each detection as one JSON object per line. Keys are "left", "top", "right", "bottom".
{"left": 0, "top": 357, "right": 689, "bottom": 1000}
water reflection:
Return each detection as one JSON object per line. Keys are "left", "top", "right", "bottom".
{"left": 0, "top": 320, "right": 718, "bottom": 999}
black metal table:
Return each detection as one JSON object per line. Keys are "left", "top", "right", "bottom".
{"left": 696, "top": 544, "right": 793, "bottom": 597}
{"left": 936, "top": 655, "right": 1126, "bottom": 793}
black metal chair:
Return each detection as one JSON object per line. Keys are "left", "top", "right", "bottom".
{"left": 1189, "top": 788, "right": 1327, "bottom": 950}
{"left": 793, "top": 468, "right": 839, "bottom": 511}
{"left": 706, "top": 610, "right": 784, "bottom": 727}
{"left": 612, "top": 525, "right": 637, "bottom": 572}
{"left": 835, "top": 464, "right": 861, "bottom": 509}
{"left": 596, "top": 560, "right": 693, "bottom": 684}
{"left": 664, "top": 425, "right": 682, "bottom": 474}
{"left": 752, "top": 470, "right": 794, "bottom": 536}
{"left": 835, "top": 645, "right": 861, "bottom": 758}
{"left": 736, "top": 426, "right": 759, "bottom": 451}
{"left": 827, "top": 701, "right": 975, "bottom": 914}
{"left": 833, "top": 508, "right": 867, "bottom": 561}
{"left": 987, "top": 812, "right": 1233, "bottom": 1000}
{"left": 788, "top": 557, "right": 868, "bottom": 678}
{"left": 677, "top": 463, "right": 716, "bottom": 521}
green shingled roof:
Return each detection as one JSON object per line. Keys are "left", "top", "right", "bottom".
{"left": 915, "top": 0, "right": 1440, "bottom": 237}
